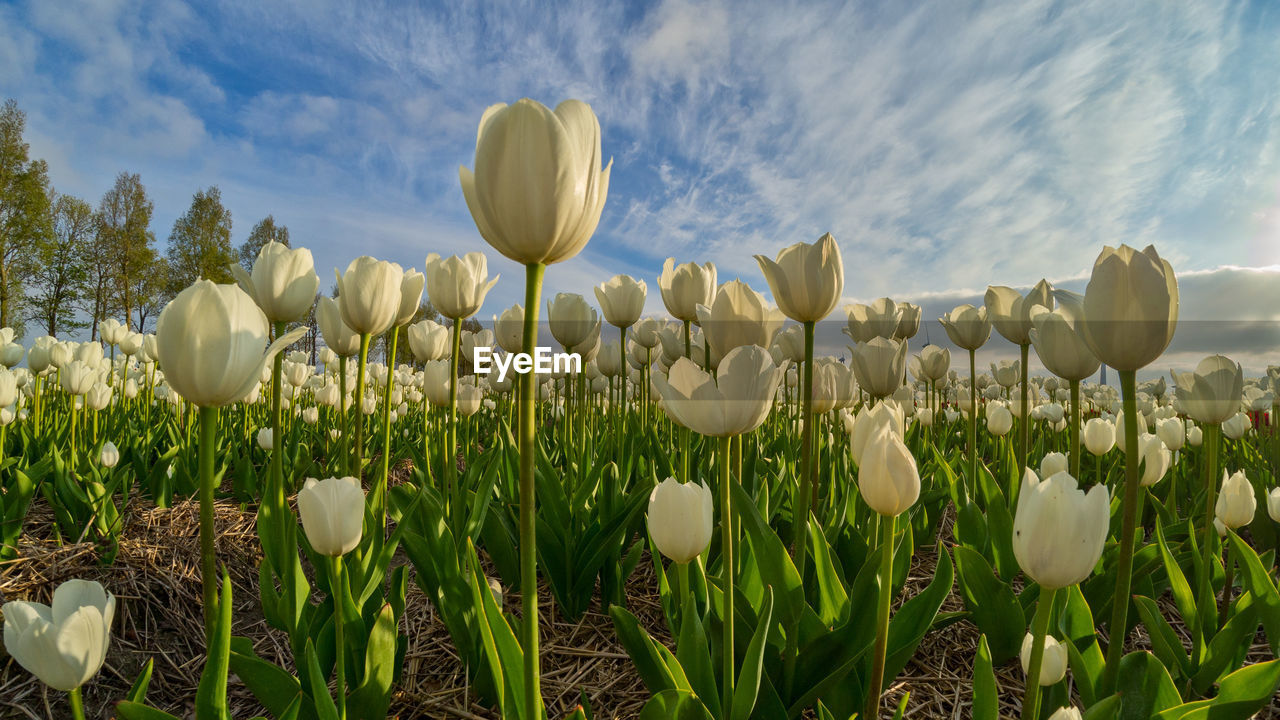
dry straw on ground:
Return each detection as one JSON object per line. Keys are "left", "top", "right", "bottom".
{"left": 2, "top": 496, "right": 1278, "bottom": 719}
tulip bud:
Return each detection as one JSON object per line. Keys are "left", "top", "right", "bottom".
{"left": 753, "top": 232, "right": 844, "bottom": 323}
{"left": 658, "top": 258, "right": 716, "bottom": 322}
{"left": 646, "top": 478, "right": 714, "bottom": 564}
{"left": 1, "top": 579, "right": 115, "bottom": 691}
{"left": 1012, "top": 470, "right": 1109, "bottom": 589}
{"left": 850, "top": 400, "right": 905, "bottom": 465}
{"left": 697, "top": 280, "right": 785, "bottom": 365}
{"left": 1222, "top": 412, "right": 1250, "bottom": 440}
{"left": 61, "top": 360, "right": 95, "bottom": 396}
{"left": 1040, "top": 452, "right": 1068, "bottom": 478}
{"left": 1137, "top": 434, "right": 1170, "bottom": 487}
{"left": 298, "top": 476, "right": 365, "bottom": 556}
{"left": 844, "top": 298, "right": 901, "bottom": 344}
{"left": 595, "top": 274, "right": 647, "bottom": 329}
{"left": 849, "top": 337, "right": 908, "bottom": 400}
{"left": 158, "top": 281, "right": 307, "bottom": 407}
{"left": 460, "top": 98, "right": 611, "bottom": 266}
{"left": 396, "top": 269, "right": 426, "bottom": 327}
{"left": 0, "top": 369, "right": 17, "bottom": 407}
{"left": 548, "top": 293, "right": 598, "bottom": 349}
{"left": 1020, "top": 633, "right": 1068, "bottom": 686}
{"left": 985, "top": 280, "right": 1052, "bottom": 346}
{"left": 1172, "top": 355, "right": 1243, "bottom": 425}
{"left": 1267, "top": 487, "right": 1280, "bottom": 523}
{"left": 1048, "top": 708, "right": 1083, "bottom": 720}
{"left": 1215, "top": 470, "right": 1256, "bottom": 531}
{"left": 1028, "top": 298, "right": 1099, "bottom": 382}
{"left": 1187, "top": 425, "right": 1203, "bottom": 446}
{"left": 939, "top": 304, "right": 992, "bottom": 351}
{"left": 230, "top": 241, "right": 320, "bottom": 323}
{"left": 426, "top": 253, "right": 498, "bottom": 321}
{"left": 257, "top": 427, "right": 274, "bottom": 451}
{"left": 1082, "top": 418, "right": 1115, "bottom": 456}
{"left": 302, "top": 407, "right": 319, "bottom": 424}
{"left": 335, "top": 256, "right": 405, "bottom": 336}
{"left": 1155, "top": 417, "right": 1184, "bottom": 452}
{"left": 85, "top": 383, "right": 112, "bottom": 411}
{"left": 856, "top": 424, "right": 920, "bottom": 517}
{"left": 987, "top": 404, "right": 1013, "bottom": 436}
{"left": 99, "top": 441, "right": 120, "bottom": 468}
{"left": 1080, "top": 245, "right": 1178, "bottom": 371}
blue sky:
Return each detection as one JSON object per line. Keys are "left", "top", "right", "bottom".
{"left": 3, "top": 0, "right": 1280, "bottom": 372}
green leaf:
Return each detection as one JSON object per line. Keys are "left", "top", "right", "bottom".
{"left": 1154, "top": 659, "right": 1280, "bottom": 720}
{"left": 1132, "top": 595, "right": 1191, "bottom": 679}
{"left": 732, "top": 586, "right": 773, "bottom": 720}
{"left": 113, "top": 702, "right": 183, "bottom": 720}
{"left": 1081, "top": 696, "right": 1121, "bottom": 720}
{"left": 638, "top": 689, "right": 715, "bottom": 720}
{"left": 883, "top": 544, "right": 954, "bottom": 682}
{"left": 953, "top": 545, "right": 1024, "bottom": 663}
{"left": 1155, "top": 522, "right": 1198, "bottom": 636}
{"left": 303, "top": 640, "right": 339, "bottom": 720}
{"left": 124, "top": 658, "right": 155, "bottom": 703}
{"left": 1190, "top": 602, "right": 1257, "bottom": 697}
{"left": 1058, "top": 585, "right": 1104, "bottom": 707}
{"left": 732, "top": 482, "right": 805, "bottom": 627}
{"left": 227, "top": 637, "right": 303, "bottom": 717}
{"left": 1114, "top": 651, "right": 1181, "bottom": 720}
{"left": 675, "top": 595, "right": 721, "bottom": 719}
{"left": 196, "top": 568, "right": 233, "bottom": 720}
{"left": 971, "top": 635, "right": 998, "bottom": 720}
{"left": 1225, "top": 531, "right": 1280, "bottom": 655}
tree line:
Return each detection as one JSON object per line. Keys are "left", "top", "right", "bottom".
{"left": 1, "top": 98, "right": 295, "bottom": 341}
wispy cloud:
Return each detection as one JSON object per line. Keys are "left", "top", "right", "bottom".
{"left": 2, "top": 0, "right": 1279, "bottom": 367}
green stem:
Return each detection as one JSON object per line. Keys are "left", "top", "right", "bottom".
{"left": 783, "top": 321, "right": 816, "bottom": 695}
{"left": 1219, "top": 538, "right": 1234, "bottom": 628}
{"left": 1021, "top": 585, "right": 1059, "bottom": 720}
{"left": 1018, "top": 343, "right": 1029, "bottom": 476}
{"left": 969, "top": 349, "right": 978, "bottom": 495}
{"left": 353, "top": 335, "right": 371, "bottom": 478}
{"left": 1101, "top": 369, "right": 1140, "bottom": 693}
{"left": 69, "top": 686, "right": 85, "bottom": 720}
{"left": 1069, "top": 380, "right": 1081, "bottom": 479}
{"left": 338, "top": 356, "right": 349, "bottom": 476}
{"left": 519, "top": 263, "right": 546, "bottom": 719}
{"left": 1193, "top": 422, "right": 1222, "bottom": 660}
{"left": 330, "top": 555, "right": 347, "bottom": 720}
{"left": 448, "top": 317, "right": 461, "bottom": 515}
{"left": 198, "top": 406, "right": 219, "bottom": 642}
{"left": 865, "top": 512, "right": 897, "bottom": 720}
{"left": 619, "top": 324, "right": 627, "bottom": 443}
{"left": 271, "top": 321, "right": 286, "bottom": 549}
{"left": 376, "top": 330, "right": 398, "bottom": 531}
{"left": 718, "top": 434, "right": 735, "bottom": 720}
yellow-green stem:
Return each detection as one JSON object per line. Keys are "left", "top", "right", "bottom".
{"left": 69, "top": 686, "right": 85, "bottom": 720}
{"left": 1101, "top": 369, "right": 1140, "bottom": 693}
{"left": 718, "top": 434, "right": 735, "bottom": 720}
{"left": 518, "top": 262, "right": 546, "bottom": 719}
{"left": 1021, "top": 585, "right": 1059, "bottom": 720}
{"left": 353, "top": 335, "right": 371, "bottom": 477}
{"left": 865, "top": 512, "right": 896, "bottom": 720}
{"left": 198, "top": 405, "right": 219, "bottom": 642}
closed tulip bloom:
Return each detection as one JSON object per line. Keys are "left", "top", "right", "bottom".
{"left": 809, "top": 357, "right": 847, "bottom": 414}
{"left": 85, "top": 383, "right": 112, "bottom": 411}
{"left": 460, "top": 98, "right": 611, "bottom": 266}
{"left": 849, "top": 336, "right": 908, "bottom": 400}
{"left": 492, "top": 305, "right": 525, "bottom": 354}
{"left": 1172, "top": 355, "right": 1243, "bottom": 425}
{"left": 595, "top": 274, "right": 647, "bottom": 329}
{"left": 28, "top": 336, "right": 55, "bottom": 373}
{"left": 571, "top": 320, "right": 602, "bottom": 363}
{"left": 850, "top": 400, "right": 906, "bottom": 465}
{"left": 423, "top": 360, "right": 452, "bottom": 407}
{"left": 119, "top": 332, "right": 143, "bottom": 356}
{"left": 1041, "top": 452, "right": 1068, "bottom": 478}
{"left": 844, "top": 298, "right": 901, "bottom": 344}
{"left": 1137, "top": 434, "right": 1170, "bottom": 487}
{"left": 230, "top": 241, "right": 320, "bottom": 323}
{"left": 458, "top": 384, "right": 483, "bottom": 417}
{"left": 1013, "top": 470, "right": 1110, "bottom": 589}
{"left": 985, "top": 280, "right": 1053, "bottom": 346}
{"left": 99, "top": 318, "right": 125, "bottom": 346}
{"left": 2, "top": 579, "right": 114, "bottom": 691}
{"left": 318, "top": 297, "right": 361, "bottom": 358}
{"left": 0, "top": 369, "right": 16, "bottom": 407}
{"left": 335, "top": 256, "right": 405, "bottom": 336}
{"left": 1080, "top": 245, "right": 1178, "bottom": 371}
{"left": 754, "top": 232, "right": 844, "bottom": 323}
{"left": 1021, "top": 633, "right": 1068, "bottom": 686}
{"left": 652, "top": 344, "right": 783, "bottom": 437}
{"left": 408, "top": 318, "right": 451, "bottom": 362}
{"left": 696, "top": 280, "right": 785, "bottom": 362}
{"left": 461, "top": 329, "right": 494, "bottom": 361}
{"left": 142, "top": 334, "right": 159, "bottom": 363}
{"left": 1082, "top": 418, "right": 1116, "bottom": 455}
{"left": 1048, "top": 709, "right": 1083, "bottom": 720}
{"left": 987, "top": 404, "right": 1014, "bottom": 436}
{"left": 394, "top": 268, "right": 426, "bottom": 327}
{"left": 915, "top": 407, "right": 934, "bottom": 427}
{"left": 548, "top": 293, "right": 598, "bottom": 348}
{"left": 991, "top": 360, "right": 1020, "bottom": 388}
{"left": 257, "top": 427, "right": 273, "bottom": 451}
{"left": 1267, "top": 487, "right": 1280, "bottom": 523}
{"left": 99, "top": 441, "right": 120, "bottom": 468}
{"left": 895, "top": 302, "right": 922, "bottom": 340}
{"left": 918, "top": 345, "right": 951, "bottom": 382}
{"left": 647, "top": 478, "right": 714, "bottom": 564}
{"left": 658, "top": 258, "right": 716, "bottom": 322}
{"left": 426, "top": 253, "right": 498, "bottom": 321}
{"left": 1222, "top": 411, "right": 1250, "bottom": 440}
{"left": 1029, "top": 300, "right": 1099, "bottom": 382}
{"left": 61, "top": 360, "right": 96, "bottom": 396}
{"left": 1187, "top": 425, "right": 1203, "bottom": 447}
{"left": 939, "top": 304, "right": 992, "bottom": 351}
{"left": 50, "top": 341, "right": 73, "bottom": 369}
{"left": 298, "top": 476, "right": 365, "bottom": 557}
{"left": 0, "top": 341, "right": 21, "bottom": 368}
{"left": 857, "top": 423, "right": 920, "bottom": 516}
{"left": 158, "top": 281, "right": 307, "bottom": 407}
{"left": 1215, "top": 470, "right": 1256, "bottom": 530}
{"left": 1156, "top": 417, "right": 1184, "bottom": 452}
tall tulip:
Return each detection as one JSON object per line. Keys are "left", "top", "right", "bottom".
{"left": 987, "top": 279, "right": 1053, "bottom": 482}
{"left": 1078, "top": 244, "right": 1178, "bottom": 691}
{"left": 1030, "top": 296, "right": 1099, "bottom": 476}
{"left": 849, "top": 336, "right": 908, "bottom": 400}
{"left": 460, "top": 97, "right": 611, "bottom": 718}
{"left": 229, "top": 241, "right": 319, "bottom": 324}
{"left": 157, "top": 280, "right": 306, "bottom": 640}
{"left": 658, "top": 258, "right": 716, "bottom": 325}
{"left": 697, "top": 280, "right": 785, "bottom": 366}
{"left": 647, "top": 477, "right": 713, "bottom": 564}
{"left": 1013, "top": 469, "right": 1109, "bottom": 719}
{"left": 941, "top": 303, "right": 992, "bottom": 490}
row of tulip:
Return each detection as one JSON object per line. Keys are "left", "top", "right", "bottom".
{"left": 3, "top": 96, "right": 1280, "bottom": 720}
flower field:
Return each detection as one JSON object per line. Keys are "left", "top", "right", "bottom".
{"left": 2, "top": 97, "right": 1280, "bottom": 720}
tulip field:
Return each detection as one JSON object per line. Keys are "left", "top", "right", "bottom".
{"left": 4, "top": 97, "right": 1280, "bottom": 720}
